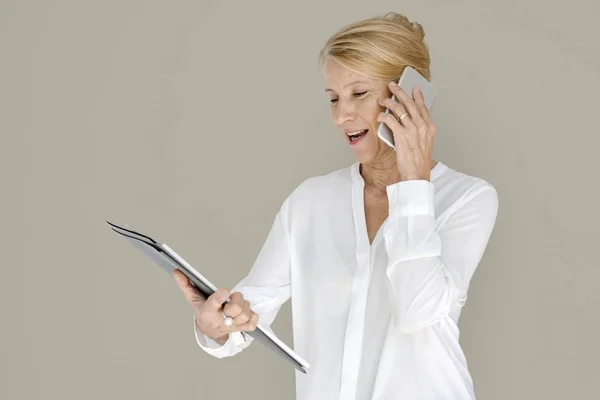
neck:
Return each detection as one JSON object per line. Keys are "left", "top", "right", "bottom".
{"left": 360, "top": 157, "right": 437, "bottom": 194}
{"left": 360, "top": 157, "right": 401, "bottom": 191}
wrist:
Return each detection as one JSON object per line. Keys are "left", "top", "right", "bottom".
{"left": 400, "top": 174, "right": 430, "bottom": 182}
{"left": 215, "top": 334, "right": 229, "bottom": 346}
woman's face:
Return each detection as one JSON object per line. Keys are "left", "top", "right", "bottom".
{"left": 323, "top": 57, "right": 394, "bottom": 163}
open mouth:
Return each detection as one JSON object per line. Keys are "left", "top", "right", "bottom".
{"left": 347, "top": 129, "right": 368, "bottom": 144}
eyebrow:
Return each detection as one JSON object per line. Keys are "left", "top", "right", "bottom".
{"left": 325, "top": 80, "right": 370, "bottom": 92}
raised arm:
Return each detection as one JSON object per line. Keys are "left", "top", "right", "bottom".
{"left": 383, "top": 180, "right": 499, "bottom": 333}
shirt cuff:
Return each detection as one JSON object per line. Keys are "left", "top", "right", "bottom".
{"left": 386, "top": 180, "right": 435, "bottom": 218}
{"left": 193, "top": 316, "right": 245, "bottom": 358}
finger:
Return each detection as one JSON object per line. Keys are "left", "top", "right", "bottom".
{"left": 409, "top": 88, "right": 433, "bottom": 151}
{"left": 389, "top": 81, "right": 423, "bottom": 125}
{"left": 382, "top": 86, "right": 426, "bottom": 138}
{"left": 232, "top": 300, "right": 252, "bottom": 325}
{"left": 223, "top": 292, "right": 244, "bottom": 318}
{"left": 377, "top": 111, "right": 404, "bottom": 137}
{"left": 381, "top": 90, "right": 418, "bottom": 132}
{"left": 413, "top": 87, "right": 432, "bottom": 125}
{"left": 379, "top": 110, "right": 422, "bottom": 154}
{"left": 378, "top": 97, "right": 406, "bottom": 121}
{"left": 172, "top": 270, "right": 205, "bottom": 305}
{"left": 237, "top": 312, "right": 259, "bottom": 332}
{"left": 378, "top": 110, "right": 418, "bottom": 147}
{"left": 205, "top": 288, "right": 232, "bottom": 311}
{"left": 172, "top": 269, "right": 188, "bottom": 289}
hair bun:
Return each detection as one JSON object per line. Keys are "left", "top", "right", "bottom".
{"left": 383, "top": 12, "right": 426, "bottom": 41}
{"left": 319, "top": 12, "right": 432, "bottom": 81}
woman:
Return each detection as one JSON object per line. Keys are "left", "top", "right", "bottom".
{"left": 173, "top": 12, "right": 498, "bottom": 400}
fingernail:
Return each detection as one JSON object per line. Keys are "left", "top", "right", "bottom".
{"left": 389, "top": 81, "right": 397, "bottom": 87}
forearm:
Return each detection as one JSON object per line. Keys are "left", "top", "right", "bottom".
{"left": 383, "top": 179, "right": 498, "bottom": 333}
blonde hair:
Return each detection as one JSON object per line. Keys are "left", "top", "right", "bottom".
{"left": 318, "top": 12, "right": 431, "bottom": 82}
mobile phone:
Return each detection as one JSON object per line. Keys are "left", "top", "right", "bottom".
{"left": 376, "top": 66, "right": 438, "bottom": 150}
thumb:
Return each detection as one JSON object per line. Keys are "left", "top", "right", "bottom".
{"left": 173, "top": 269, "right": 190, "bottom": 290}
{"left": 173, "top": 270, "right": 204, "bottom": 305}
{"left": 206, "top": 288, "right": 232, "bottom": 311}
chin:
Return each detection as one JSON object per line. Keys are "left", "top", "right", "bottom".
{"left": 353, "top": 152, "right": 376, "bottom": 164}
{"left": 351, "top": 137, "right": 392, "bottom": 164}
{"left": 352, "top": 148, "right": 382, "bottom": 165}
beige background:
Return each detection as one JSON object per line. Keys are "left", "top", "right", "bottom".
{"left": 1, "top": 0, "right": 599, "bottom": 399}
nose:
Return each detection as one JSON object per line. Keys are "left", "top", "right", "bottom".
{"left": 333, "top": 99, "right": 356, "bottom": 126}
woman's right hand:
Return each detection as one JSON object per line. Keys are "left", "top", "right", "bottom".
{"left": 172, "top": 269, "right": 259, "bottom": 345}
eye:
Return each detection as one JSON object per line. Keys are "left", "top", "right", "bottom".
{"left": 329, "top": 91, "right": 367, "bottom": 104}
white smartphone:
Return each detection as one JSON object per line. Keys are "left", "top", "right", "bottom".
{"left": 376, "top": 66, "right": 438, "bottom": 150}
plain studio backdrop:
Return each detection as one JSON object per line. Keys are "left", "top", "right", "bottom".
{"left": 1, "top": 0, "right": 598, "bottom": 399}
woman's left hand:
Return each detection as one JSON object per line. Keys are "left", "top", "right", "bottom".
{"left": 377, "top": 81, "right": 436, "bottom": 181}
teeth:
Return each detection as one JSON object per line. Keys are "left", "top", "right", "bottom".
{"left": 347, "top": 129, "right": 367, "bottom": 136}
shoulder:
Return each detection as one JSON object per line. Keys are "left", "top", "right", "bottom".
{"left": 276, "top": 165, "right": 352, "bottom": 226}
{"left": 287, "top": 164, "right": 353, "bottom": 203}
{"left": 435, "top": 162, "right": 499, "bottom": 217}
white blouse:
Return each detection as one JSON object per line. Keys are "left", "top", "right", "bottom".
{"left": 193, "top": 161, "right": 499, "bottom": 400}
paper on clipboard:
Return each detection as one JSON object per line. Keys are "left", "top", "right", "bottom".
{"left": 106, "top": 220, "right": 309, "bottom": 374}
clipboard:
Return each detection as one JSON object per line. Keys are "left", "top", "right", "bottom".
{"left": 106, "top": 220, "right": 309, "bottom": 374}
